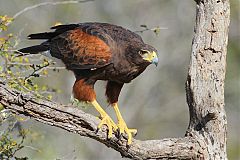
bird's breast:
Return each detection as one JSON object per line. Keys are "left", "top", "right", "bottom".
{"left": 105, "top": 64, "right": 146, "bottom": 83}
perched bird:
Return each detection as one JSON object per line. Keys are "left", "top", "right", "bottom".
{"left": 19, "top": 22, "right": 158, "bottom": 145}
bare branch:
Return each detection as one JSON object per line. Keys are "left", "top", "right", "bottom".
{"left": 0, "top": 83, "right": 202, "bottom": 160}
{"left": 135, "top": 25, "right": 168, "bottom": 35}
{"left": 12, "top": 0, "right": 94, "bottom": 20}
{"left": 0, "top": 0, "right": 94, "bottom": 33}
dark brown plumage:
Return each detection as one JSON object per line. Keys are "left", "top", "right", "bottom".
{"left": 19, "top": 22, "right": 158, "bottom": 144}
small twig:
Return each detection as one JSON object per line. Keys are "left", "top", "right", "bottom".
{"left": 11, "top": 132, "right": 26, "bottom": 156}
{"left": 13, "top": 27, "right": 26, "bottom": 48}
{"left": 12, "top": 50, "right": 32, "bottom": 58}
{"left": 0, "top": 49, "right": 32, "bottom": 58}
{"left": 45, "top": 66, "right": 66, "bottom": 70}
{"left": 7, "top": 62, "right": 33, "bottom": 66}
{"left": 135, "top": 26, "right": 168, "bottom": 34}
{"left": 7, "top": 61, "right": 65, "bottom": 70}
{"left": 12, "top": 0, "right": 94, "bottom": 19}
{"left": 0, "top": 0, "right": 94, "bottom": 33}
{"left": 24, "top": 145, "right": 40, "bottom": 152}
{"left": 24, "top": 62, "right": 50, "bottom": 81}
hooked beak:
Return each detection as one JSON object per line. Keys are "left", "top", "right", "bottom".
{"left": 152, "top": 57, "right": 159, "bottom": 66}
{"left": 142, "top": 51, "right": 159, "bottom": 67}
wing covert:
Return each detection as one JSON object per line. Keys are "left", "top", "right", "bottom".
{"left": 50, "top": 28, "right": 112, "bottom": 70}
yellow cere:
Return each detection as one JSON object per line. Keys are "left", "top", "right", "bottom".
{"left": 142, "top": 51, "right": 158, "bottom": 62}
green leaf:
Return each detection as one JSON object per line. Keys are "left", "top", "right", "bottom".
{"left": 0, "top": 103, "right": 4, "bottom": 111}
{"left": 0, "top": 24, "right": 7, "bottom": 31}
{"left": 153, "top": 27, "right": 161, "bottom": 36}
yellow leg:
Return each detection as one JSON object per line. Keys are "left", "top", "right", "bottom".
{"left": 113, "top": 103, "right": 137, "bottom": 145}
{"left": 91, "top": 100, "right": 117, "bottom": 138}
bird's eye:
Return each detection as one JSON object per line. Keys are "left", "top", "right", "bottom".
{"left": 139, "top": 49, "right": 149, "bottom": 55}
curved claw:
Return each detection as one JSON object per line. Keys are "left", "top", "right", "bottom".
{"left": 113, "top": 103, "right": 137, "bottom": 145}
{"left": 117, "top": 119, "right": 137, "bottom": 145}
{"left": 98, "top": 114, "right": 117, "bottom": 138}
{"left": 91, "top": 100, "right": 117, "bottom": 138}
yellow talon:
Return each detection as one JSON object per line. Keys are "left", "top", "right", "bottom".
{"left": 113, "top": 103, "right": 137, "bottom": 145}
{"left": 97, "top": 113, "right": 118, "bottom": 138}
{"left": 91, "top": 100, "right": 117, "bottom": 138}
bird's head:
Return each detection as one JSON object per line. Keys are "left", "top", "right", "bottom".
{"left": 139, "top": 45, "right": 158, "bottom": 66}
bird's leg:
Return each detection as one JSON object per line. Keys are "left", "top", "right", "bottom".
{"left": 105, "top": 81, "right": 137, "bottom": 144}
{"left": 112, "top": 103, "right": 137, "bottom": 145}
{"left": 72, "top": 79, "right": 117, "bottom": 138}
{"left": 91, "top": 100, "right": 117, "bottom": 138}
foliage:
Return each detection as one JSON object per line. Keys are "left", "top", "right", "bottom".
{"left": 0, "top": 15, "right": 61, "bottom": 159}
{"left": 135, "top": 24, "right": 167, "bottom": 35}
{"left": 0, "top": 109, "right": 28, "bottom": 160}
{"left": 0, "top": 15, "right": 61, "bottom": 100}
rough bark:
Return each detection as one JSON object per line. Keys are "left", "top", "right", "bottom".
{"left": 0, "top": 0, "right": 230, "bottom": 159}
{"left": 186, "top": 0, "right": 230, "bottom": 159}
{"left": 0, "top": 82, "right": 202, "bottom": 159}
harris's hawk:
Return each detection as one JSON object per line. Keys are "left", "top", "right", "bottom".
{"left": 19, "top": 23, "right": 158, "bottom": 145}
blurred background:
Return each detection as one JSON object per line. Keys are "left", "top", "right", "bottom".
{"left": 0, "top": 0, "right": 239, "bottom": 159}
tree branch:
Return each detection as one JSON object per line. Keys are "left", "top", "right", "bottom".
{"left": 0, "top": 82, "right": 202, "bottom": 160}
{"left": 12, "top": 0, "right": 94, "bottom": 20}
{"left": 0, "top": 0, "right": 94, "bottom": 33}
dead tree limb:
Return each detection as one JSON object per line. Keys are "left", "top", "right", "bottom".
{"left": 0, "top": 82, "right": 202, "bottom": 159}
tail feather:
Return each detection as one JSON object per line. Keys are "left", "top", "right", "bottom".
{"left": 18, "top": 43, "right": 49, "bottom": 54}
{"left": 19, "top": 23, "right": 79, "bottom": 54}
{"left": 28, "top": 32, "right": 56, "bottom": 40}
{"left": 28, "top": 24, "right": 78, "bottom": 40}
{"left": 50, "top": 24, "right": 78, "bottom": 31}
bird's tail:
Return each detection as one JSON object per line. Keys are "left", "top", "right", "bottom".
{"left": 18, "top": 32, "right": 53, "bottom": 54}
{"left": 18, "top": 24, "right": 79, "bottom": 54}
{"left": 18, "top": 43, "right": 49, "bottom": 54}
